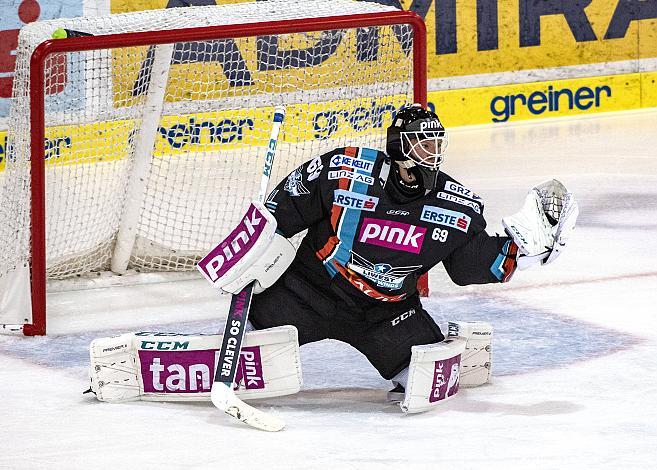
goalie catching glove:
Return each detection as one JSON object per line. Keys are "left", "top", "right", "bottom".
{"left": 502, "top": 179, "right": 579, "bottom": 269}
{"left": 197, "top": 201, "right": 296, "bottom": 294}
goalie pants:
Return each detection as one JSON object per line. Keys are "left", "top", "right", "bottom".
{"left": 249, "top": 268, "right": 444, "bottom": 380}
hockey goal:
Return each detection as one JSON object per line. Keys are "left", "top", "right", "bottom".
{"left": 0, "top": 0, "right": 427, "bottom": 335}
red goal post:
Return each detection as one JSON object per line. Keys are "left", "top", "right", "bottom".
{"left": 8, "top": 5, "right": 428, "bottom": 336}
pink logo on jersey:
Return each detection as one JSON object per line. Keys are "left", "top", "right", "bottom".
{"left": 358, "top": 218, "right": 426, "bottom": 254}
{"left": 429, "top": 355, "right": 461, "bottom": 403}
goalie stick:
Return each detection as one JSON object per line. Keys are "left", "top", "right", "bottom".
{"left": 55, "top": 29, "right": 285, "bottom": 428}
{"left": 209, "top": 106, "right": 287, "bottom": 432}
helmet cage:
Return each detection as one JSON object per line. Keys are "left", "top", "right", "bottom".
{"left": 400, "top": 130, "right": 448, "bottom": 170}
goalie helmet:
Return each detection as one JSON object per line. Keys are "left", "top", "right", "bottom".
{"left": 386, "top": 104, "right": 448, "bottom": 191}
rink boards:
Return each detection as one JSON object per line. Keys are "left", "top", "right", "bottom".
{"left": 2, "top": 69, "right": 657, "bottom": 172}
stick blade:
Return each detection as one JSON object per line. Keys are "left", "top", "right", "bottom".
{"left": 211, "top": 383, "right": 285, "bottom": 432}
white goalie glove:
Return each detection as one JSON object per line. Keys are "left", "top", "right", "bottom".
{"left": 502, "top": 179, "right": 579, "bottom": 269}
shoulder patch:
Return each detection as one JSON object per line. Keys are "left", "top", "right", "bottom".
{"left": 443, "top": 181, "right": 482, "bottom": 202}
{"left": 437, "top": 191, "right": 482, "bottom": 214}
{"left": 329, "top": 154, "right": 374, "bottom": 174}
{"left": 420, "top": 205, "right": 471, "bottom": 233}
{"left": 328, "top": 169, "right": 374, "bottom": 185}
{"left": 333, "top": 189, "right": 378, "bottom": 211}
{"left": 284, "top": 168, "right": 310, "bottom": 196}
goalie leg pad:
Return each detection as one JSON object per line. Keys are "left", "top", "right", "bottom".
{"left": 448, "top": 321, "right": 493, "bottom": 387}
{"left": 400, "top": 337, "right": 466, "bottom": 414}
{"left": 89, "top": 325, "right": 302, "bottom": 403}
{"left": 89, "top": 333, "right": 141, "bottom": 402}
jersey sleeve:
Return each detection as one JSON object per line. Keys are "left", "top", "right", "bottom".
{"left": 264, "top": 151, "right": 337, "bottom": 238}
{"left": 442, "top": 214, "right": 518, "bottom": 285}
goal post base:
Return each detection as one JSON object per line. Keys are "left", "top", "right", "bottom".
{"left": 417, "top": 273, "right": 429, "bottom": 297}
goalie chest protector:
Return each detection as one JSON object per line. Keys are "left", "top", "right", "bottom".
{"left": 266, "top": 146, "right": 504, "bottom": 303}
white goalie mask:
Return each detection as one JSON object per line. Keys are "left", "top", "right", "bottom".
{"left": 399, "top": 125, "right": 448, "bottom": 171}
{"left": 387, "top": 105, "right": 448, "bottom": 191}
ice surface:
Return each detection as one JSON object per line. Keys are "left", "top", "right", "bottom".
{"left": 2, "top": 109, "right": 657, "bottom": 469}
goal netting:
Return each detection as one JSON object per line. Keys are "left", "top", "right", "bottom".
{"left": 0, "top": 0, "right": 425, "bottom": 334}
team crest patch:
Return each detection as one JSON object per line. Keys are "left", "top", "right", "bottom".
{"left": 284, "top": 169, "right": 309, "bottom": 196}
{"left": 420, "top": 206, "right": 471, "bottom": 232}
{"left": 328, "top": 169, "right": 374, "bottom": 185}
{"left": 330, "top": 154, "right": 374, "bottom": 173}
{"left": 333, "top": 189, "right": 378, "bottom": 211}
{"left": 347, "top": 252, "right": 421, "bottom": 290}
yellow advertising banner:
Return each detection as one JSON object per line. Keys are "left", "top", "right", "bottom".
{"left": 0, "top": 95, "right": 408, "bottom": 171}
{"left": 2, "top": 71, "right": 655, "bottom": 171}
{"left": 2, "top": 0, "right": 656, "bottom": 169}
{"left": 641, "top": 69, "right": 657, "bottom": 105}
{"left": 110, "top": 0, "right": 248, "bottom": 14}
{"left": 109, "top": 0, "right": 657, "bottom": 79}
{"left": 430, "top": 71, "right": 657, "bottom": 127}
{"left": 109, "top": 28, "right": 411, "bottom": 108}
{"left": 405, "top": 0, "right": 657, "bottom": 79}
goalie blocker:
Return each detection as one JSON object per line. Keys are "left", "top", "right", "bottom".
{"left": 197, "top": 201, "right": 296, "bottom": 295}
{"left": 88, "top": 326, "right": 301, "bottom": 402}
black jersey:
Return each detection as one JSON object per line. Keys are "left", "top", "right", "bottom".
{"left": 265, "top": 147, "right": 517, "bottom": 306}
